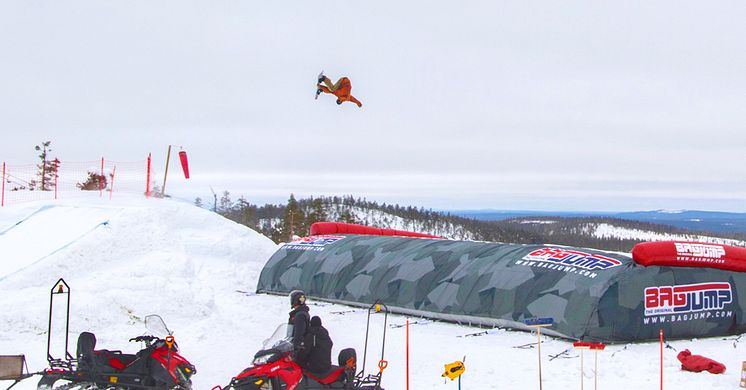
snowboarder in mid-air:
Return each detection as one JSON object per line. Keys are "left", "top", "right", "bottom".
{"left": 316, "top": 72, "right": 362, "bottom": 108}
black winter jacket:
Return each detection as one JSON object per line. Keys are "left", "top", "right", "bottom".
{"left": 288, "top": 305, "right": 310, "bottom": 348}
{"left": 297, "top": 324, "right": 333, "bottom": 374}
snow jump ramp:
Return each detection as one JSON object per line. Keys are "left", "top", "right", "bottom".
{"left": 0, "top": 205, "right": 115, "bottom": 280}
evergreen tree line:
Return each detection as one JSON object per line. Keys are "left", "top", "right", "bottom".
{"left": 203, "top": 193, "right": 744, "bottom": 251}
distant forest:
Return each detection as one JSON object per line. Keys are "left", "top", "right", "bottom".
{"left": 199, "top": 192, "right": 743, "bottom": 252}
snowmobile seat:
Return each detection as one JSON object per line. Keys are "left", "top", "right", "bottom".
{"left": 76, "top": 332, "right": 137, "bottom": 372}
{"left": 338, "top": 348, "right": 356, "bottom": 371}
{"left": 76, "top": 332, "right": 97, "bottom": 369}
{"left": 305, "top": 365, "right": 346, "bottom": 385}
{"left": 337, "top": 348, "right": 357, "bottom": 383}
{"left": 95, "top": 352, "right": 138, "bottom": 371}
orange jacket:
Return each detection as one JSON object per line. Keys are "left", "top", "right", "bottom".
{"left": 319, "top": 77, "right": 362, "bottom": 107}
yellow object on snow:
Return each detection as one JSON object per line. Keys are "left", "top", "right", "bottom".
{"left": 442, "top": 360, "right": 465, "bottom": 381}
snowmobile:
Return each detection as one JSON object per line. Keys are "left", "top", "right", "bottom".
{"left": 214, "top": 300, "right": 388, "bottom": 390}
{"left": 36, "top": 279, "right": 196, "bottom": 389}
{"left": 37, "top": 314, "right": 195, "bottom": 390}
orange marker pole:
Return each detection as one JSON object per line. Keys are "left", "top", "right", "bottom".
{"left": 659, "top": 329, "right": 663, "bottom": 390}
{"left": 146, "top": 153, "right": 152, "bottom": 197}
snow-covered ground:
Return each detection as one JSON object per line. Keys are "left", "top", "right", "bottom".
{"left": 593, "top": 223, "right": 746, "bottom": 246}
{"left": 1, "top": 196, "right": 743, "bottom": 389}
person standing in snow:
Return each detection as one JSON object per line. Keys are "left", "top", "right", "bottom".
{"left": 316, "top": 74, "right": 363, "bottom": 107}
{"left": 288, "top": 290, "right": 311, "bottom": 352}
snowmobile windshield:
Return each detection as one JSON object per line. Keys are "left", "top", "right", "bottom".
{"left": 262, "top": 323, "right": 293, "bottom": 353}
{"left": 144, "top": 315, "right": 172, "bottom": 338}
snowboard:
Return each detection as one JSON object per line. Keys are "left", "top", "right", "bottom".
{"left": 315, "top": 70, "right": 324, "bottom": 100}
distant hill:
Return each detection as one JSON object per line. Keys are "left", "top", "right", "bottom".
{"left": 455, "top": 209, "right": 746, "bottom": 235}
{"left": 211, "top": 193, "right": 746, "bottom": 252}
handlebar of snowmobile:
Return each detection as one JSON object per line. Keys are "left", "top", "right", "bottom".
{"left": 129, "top": 335, "right": 158, "bottom": 343}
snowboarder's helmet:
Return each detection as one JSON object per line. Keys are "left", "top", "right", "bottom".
{"left": 290, "top": 290, "right": 306, "bottom": 307}
{"left": 336, "top": 99, "right": 343, "bottom": 105}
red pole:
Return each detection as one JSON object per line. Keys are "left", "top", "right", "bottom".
{"left": 54, "top": 161, "right": 58, "bottom": 200}
{"left": 406, "top": 319, "right": 410, "bottom": 390}
{"left": 146, "top": 153, "right": 152, "bottom": 198}
{"left": 109, "top": 166, "right": 116, "bottom": 200}
{"left": 99, "top": 157, "right": 104, "bottom": 197}
{"left": 1, "top": 162, "right": 5, "bottom": 207}
{"left": 659, "top": 329, "right": 663, "bottom": 390}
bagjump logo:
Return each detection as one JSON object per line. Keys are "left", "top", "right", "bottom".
{"left": 285, "top": 235, "right": 345, "bottom": 252}
{"left": 644, "top": 282, "right": 732, "bottom": 316}
{"left": 515, "top": 247, "right": 623, "bottom": 279}
{"left": 674, "top": 242, "right": 727, "bottom": 265}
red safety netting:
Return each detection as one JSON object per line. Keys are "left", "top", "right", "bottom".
{"left": 1, "top": 158, "right": 150, "bottom": 207}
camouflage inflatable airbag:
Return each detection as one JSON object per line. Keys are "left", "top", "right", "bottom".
{"left": 256, "top": 235, "right": 745, "bottom": 342}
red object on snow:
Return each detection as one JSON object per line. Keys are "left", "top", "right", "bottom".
{"left": 178, "top": 150, "right": 190, "bottom": 179}
{"left": 631, "top": 241, "right": 746, "bottom": 272}
{"left": 573, "top": 341, "right": 606, "bottom": 350}
{"left": 676, "top": 349, "right": 726, "bottom": 374}
{"left": 309, "top": 222, "right": 442, "bottom": 239}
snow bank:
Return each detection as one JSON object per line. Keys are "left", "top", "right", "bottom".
{"left": 0, "top": 195, "right": 278, "bottom": 389}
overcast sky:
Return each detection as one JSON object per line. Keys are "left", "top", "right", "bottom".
{"left": 1, "top": 1, "right": 744, "bottom": 212}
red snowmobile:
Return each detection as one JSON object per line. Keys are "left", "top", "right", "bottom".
{"left": 214, "top": 301, "right": 388, "bottom": 390}
{"left": 37, "top": 314, "right": 196, "bottom": 390}
{"left": 36, "top": 279, "right": 196, "bottom": 389}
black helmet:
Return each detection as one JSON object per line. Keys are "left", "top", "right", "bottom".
{"left": 290, "top": 290, "right": 306, "bottom": 307}
{"left": 336, "top": 99, "right": 343, "bottom": 105}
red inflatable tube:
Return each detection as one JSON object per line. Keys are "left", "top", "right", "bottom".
{"left": 178, "top": 150, "right": 190, "bottom": 179}
{"left": 310, "top": 222, "right": 442, "bottom": 239}
{"left": 632, "top": 241, "right": 746, "bottom": 272}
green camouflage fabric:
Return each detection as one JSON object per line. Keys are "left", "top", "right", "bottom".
{"left": 256, "top": 235, "right": 745, "bottom": 343}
